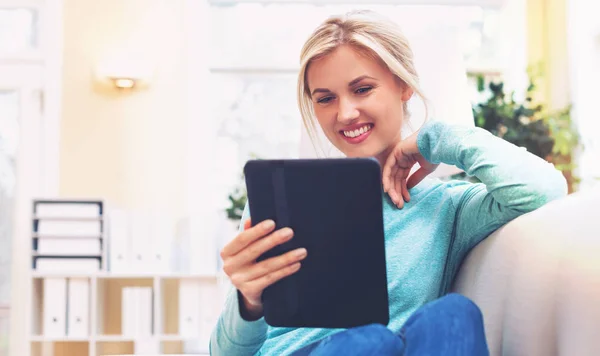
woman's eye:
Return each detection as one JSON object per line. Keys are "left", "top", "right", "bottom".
{"left": 317, "top": 96, "right": 334, "bottom": 104}
{"left": 355, "top": 86, "right": 373, "bottom": 95}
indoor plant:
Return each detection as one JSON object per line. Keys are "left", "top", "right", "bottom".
{"left": 467, "top": 67, "right": 581, "bottom": 192}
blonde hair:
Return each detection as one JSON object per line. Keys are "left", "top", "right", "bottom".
{"left": 297, "top": 10, "right": 429, "bottom": 155}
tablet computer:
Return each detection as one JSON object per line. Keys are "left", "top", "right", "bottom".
{"left": 243, "top": 158, "right": 389, "bottom": 329}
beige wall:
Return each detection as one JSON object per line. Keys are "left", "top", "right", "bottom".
{"left": 59, "top": 0, "right": 188, "bottom": 216}
{"left": 52, "top": 1, "right": 190, "bottom": 354}
{"left": 527, "top": 0, "right": 570, "bottom": 110}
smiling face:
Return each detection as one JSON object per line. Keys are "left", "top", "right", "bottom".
{"left": 306, "top": 45, "right": 414, "bottom": 164}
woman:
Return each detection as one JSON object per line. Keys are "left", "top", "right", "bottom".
{"left": 210, "top": 10, "right": 567, "bottom": 356}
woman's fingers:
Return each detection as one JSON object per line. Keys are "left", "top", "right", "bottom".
{"left": 223, "top": 227, "right": 295, "bottom": 275}
{"left": 236, "top": 247, "right": 308, "bottom": 283}
{"left": 401, "top": 178, "right": 410, "bottom": 204}
{"left": 382, "top": 155, "right": 395, "bottom": 193}
{"left": 236, "top": 227, "right": 294, "bottom": 264}
{"left": 220, "top": 219, "right": 276, "bottom": 258}
{"left": 394, "top": 166, "right": 403, "bottom": 208}
{"left": 242, "top": 261, "right": 303, "bottom": 295}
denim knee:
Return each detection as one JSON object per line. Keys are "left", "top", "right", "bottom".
{"left": 439, "top": 293, "right": 484, "bottom": 322}
{"left": 308, "top": 323, "right": 404, "bottom": 356}
{"left": 358, "top": 323, "right": 392, "bottom": 334}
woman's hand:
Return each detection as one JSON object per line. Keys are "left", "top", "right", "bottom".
{"left": 220, "top": 219, "right": 307, "bottom": 320}
{"left": 382, "top": 130, "right": 438, "bottom": 208}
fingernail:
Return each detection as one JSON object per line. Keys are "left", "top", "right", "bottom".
{"left": 263, "top": 220, "right": 275, "bottom": 229}
{"left": 294, "top": 248, "right": 307, "bottom": 258}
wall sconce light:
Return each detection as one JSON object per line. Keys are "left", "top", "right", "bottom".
{"left": 109, "top": 77, "right": 138, "bottom": 89}
{"left": 94, "top": 59, "right": 153, "bottom": 91}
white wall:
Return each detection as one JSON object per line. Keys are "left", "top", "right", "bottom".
{"left": 567, "top": 0, "right": 600, "bottom": 189}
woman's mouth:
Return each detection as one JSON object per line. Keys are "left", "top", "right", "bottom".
{"left": 340, "top": 123, "right": 373, "bottom": 144}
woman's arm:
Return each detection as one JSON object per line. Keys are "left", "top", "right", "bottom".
{"left": 417, "top": 120, "right": 568, "bottom": 250}
{"left": 209, "top": 204, "right": 269, "bottom": 355}
{"left": 209, "top": 287, "right": 268, "bottom": 355}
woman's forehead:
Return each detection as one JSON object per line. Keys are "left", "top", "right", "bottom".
{"left": 306, "top": 45, "right": 390, "bottom": 88}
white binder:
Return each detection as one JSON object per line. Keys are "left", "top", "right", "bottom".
{"left": 121, "top": 287, "right": 136, "bottom": 337}
{"left": 109, "top": 209, "right": 131, "bottom": 273}
{"left": 134, "top": 338, "right": 160, "bottom": 354}
{"left": 178, "top": 280, "right": 201, "bottom": 337}
{"left": 130, "top": 212, "right": 152, "bottom": 273}
{"left": 150, "top": 213, "right": 173, "bottom": 273}
{"left": 67, "top": 278, "right": 89, "bottom": 337}
{"left": 137, "top": 287, "right": 153, "bottom": 337}
{"left": 199, "top": 281, "right": 221, "bottom": 344}
{"left": 37, "top": 220, "right": 102, "bottom": 237}
{"left": 43, "top": 278, "right": 67, "bottom": 337}
{"left": 35, "top": 203, "right": 100, "bottom": 219}
{"left": 38, "top": 239, "right": 101, "bottom": 255}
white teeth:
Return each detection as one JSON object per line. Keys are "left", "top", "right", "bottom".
{"left": 343, "top": 124, "right": 371, "bottom": 138}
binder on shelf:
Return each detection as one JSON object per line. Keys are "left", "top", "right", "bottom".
{"left": 130, "top": 211, "right": 152, "bottom": 273}
{"left": 38, "top": 239, "right": 101, "bottom": 256}
{"left": 179, "top": 280, "right": 201, "bottom": 337}
{"left": 34, "top": 202, "right": 101, "bottom": 219}
{"left": 121, "top": 287, "right": 136, "bottom": 337}
{"left": 43, "top": 278, "right": 67, "bottom": 337}
{"left": 32, "top": 199, "right": 105, "bottom": 273}
{"left": 138, "top": 287, "right": 153, "bottom": 337}
{"left": 134, "top": 338, "right": 160, "bottom": 355}
{"left": 150, "top": 212, "right": 173, "bottom": 273}
{"left": 108, "top": 209, "right": 131, "bottom": 273}
{"left": 122, "top": 286, "right": 153, "bottom": 337}
{"left": 67, "top": 278, "right": 90, "bottom": 337}
{"left": 108, "top": 209, "right": 177, "bottom": 274}
{"left": 36, "top": 220, "right": 102, "bottom": 237}
{"left": 34, "top": 257, "right": 101, "bottom": 272}
{"left": 199, "top": 281, "right": 221, "bottom": 343}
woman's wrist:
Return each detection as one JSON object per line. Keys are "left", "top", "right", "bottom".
{"left": 238, "top": 291, "right": 264, "bottom": 321}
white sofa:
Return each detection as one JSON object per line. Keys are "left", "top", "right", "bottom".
{"left": 452, "top": 187, "right": 600, "bottom": 356}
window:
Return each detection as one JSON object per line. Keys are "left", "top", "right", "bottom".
{"left": 0, "top": 6, "right": 39, "bottom": 58}
{"left": 212, "top": 72, "right": 301, "bottom": 162}
{"left": 0, "top": 89, "right": 18, "bottom": 356}
{"left": 0, "top": 1, "right": 53, "bottom": 353}
{"left": 207, "top": 2, "right": 521, "bottom": 182}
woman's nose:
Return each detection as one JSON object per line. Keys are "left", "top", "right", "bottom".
{"left": 337, "top": 96, "right": 360, "bottom": 124}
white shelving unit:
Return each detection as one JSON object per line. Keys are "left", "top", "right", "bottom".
{"left": 27, "top": 199, "right": 225, "bottom": 356}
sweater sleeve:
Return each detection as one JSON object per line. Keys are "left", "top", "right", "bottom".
{"left": 417, "top": 120, "right": 568, "bottom": 251}
{"left": 209, "top": 203, "right": 269, "bottom": 356}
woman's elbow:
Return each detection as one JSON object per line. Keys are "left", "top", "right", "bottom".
{"left": 530, "top": 168, "right": 569, "bottom": 209}
{"left": 545, "top": 168, "right": 569, "bottom": 200}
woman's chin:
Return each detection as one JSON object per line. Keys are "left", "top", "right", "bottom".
{"left": 340, "top": 145, "right": 381, "bottom": 160}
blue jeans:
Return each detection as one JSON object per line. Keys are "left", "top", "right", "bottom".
{"left": 290, "top": 293, "right": 489, "bottom": 356}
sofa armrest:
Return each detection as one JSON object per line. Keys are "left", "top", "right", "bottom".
{"left": 452, "top": 188, "right": 600, "bottom": 356}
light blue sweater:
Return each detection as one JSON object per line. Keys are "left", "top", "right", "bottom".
{"left": 209, "top": 121, "right": 568, "bottom": 356}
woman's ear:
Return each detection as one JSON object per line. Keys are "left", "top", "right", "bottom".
{"left": 401, "top": 85, "right": 414, "bottom": 102}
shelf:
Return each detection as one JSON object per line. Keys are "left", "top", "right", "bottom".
{"left": 158, "top": 273, "right": 221, "bottom": 279}
{"left": 31, "top": 252, "right": 102, "bottom": 257}
{"left": 30, "top": 334, "right": 207, "bottom": 342}
{"left": 33, "top": 216, "right": 104, "bottom": 221}
{"left": 30, "top": 336, "right": 90, "bottom": 342}
{"left": 95, "top": 335, "right": 138, "bottom": 342}
{"left": 31, "top": 271, "right": 98, "bottom": 278}
{"left": 31, "top": 271, "right": 220, "bottom": 279}
{"left": 159, "top": 334, "right": 207, "bottom": 341}
{"left": 32, "top": 234, "right": 103, "bottom": 239}
{"left": 97, "top": 334, "right": 192, "bottom": 342}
